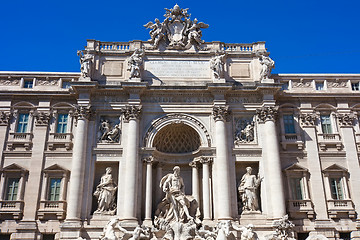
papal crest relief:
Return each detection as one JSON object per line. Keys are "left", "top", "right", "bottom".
{"left": 144, "top": 4, "right": 209, "bottom": 50}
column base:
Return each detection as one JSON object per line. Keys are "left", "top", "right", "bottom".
{"left": 142, "top": 219, "right": 153, "bottom": 227}
{"left": 118, "top": 218, "right": 139, "bottom": 227}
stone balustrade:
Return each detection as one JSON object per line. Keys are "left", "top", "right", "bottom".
{"left": 47, "top": 133, "right": 73, "bottom": 150}
{"left": 0, "top": 200, "right": 24, "bottom": 220}
{"left": 7, "top": 132, "right": 33, "bottom": 150}
{"left": 317, "top": 133, "right": 342, "bottom": 150}
{"left": 287, "top": 199, "right": 314, "bottom": 219}
{"left": 38, "top": 200, "right": 67, "bottom": 220}
{"left": 327, "top": 199, "right": 355, "bottom": 219}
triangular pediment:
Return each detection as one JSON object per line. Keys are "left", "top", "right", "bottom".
{"left": 1, "top": 163, "right": 28, "bottom": 173}
{"left": 285, "top": 163, "right": 308, "bottom": 172}
{"left": 43, "top": 164, "right": 69, "bottom": 173}
{"left": 323, "top": 164, "right": 347, "bottom": 173}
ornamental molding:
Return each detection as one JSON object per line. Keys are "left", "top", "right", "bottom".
{"left": 327, "top": 79, "right": 347, "bottom": 88}
{"left": 0, "top": 111, "right": 12, "bottom": 126}
{"left": 336, "top": 113, "right": 355, "bottom": 127}
{"left": 299, "top": 113, "right": 318, "bottom": 127}
{"left": 121, "top": 105, "right": 142, "bottom": 121}
{"left": 34, "top": 111, "right": 52, "bottom": 126}
{"left": 144, "top": 4, "right": 208, "bottom": 50}
{"left": 0, "top": 79, "right": 20, "bottom": 86}
{"left": 36, "top": 79, "right": 58, "bottom": 86}
{"left": 197, "top": 156, "right": 213, "bottom": 164}
{"left": 256, "top": 106, "right": 278, "bottom": 123}
{"left": 292, "top": 78, "right": 312, "bottom": 88}
{"left": 212, "top": 105, "right": 230, "bottom": 122}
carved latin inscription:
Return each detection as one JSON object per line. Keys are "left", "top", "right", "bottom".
{"left": 144, "top": 60, "right": 210, "bottom": 78}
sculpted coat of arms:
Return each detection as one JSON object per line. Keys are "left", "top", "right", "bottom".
{"left": 144, "top": 4, "right": 209, "bottom": 50}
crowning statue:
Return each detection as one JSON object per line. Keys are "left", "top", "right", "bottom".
{"left": 210, "top": 52, "right": 226, "bottom": 80}
{"left": 127, "top": 48, "right": 145, "bottom": 79}
{"left": 238, "top": 167, "right": 263, "bottom": 212}
{"left": 256, "top": 51, "right": 275, "bottom": 80}
{"left": 154, "top": 166, "right": 200, "bottom": 240}
{"left": 77, "top": 50, "right": 93, "bottom": 78}
{"left": 94, "top": 167, "right": 117, "bottom": 214}
{"left": 144, "top": 4, "right": 208, "bottom": 50}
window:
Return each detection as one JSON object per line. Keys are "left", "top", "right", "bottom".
{"left": 330, "top": 177, "right": 344, "bottom": 200}
{"left": 16, "top": 113, "right": 29, "bottom": 133}
{"left": 62, "top": 81, "right": 71, "bottom": 89}
{"left": 316, "top": 82, "right": 324, "bottom": 90}
{"left": 23, "top": 80, "right": 33, "bottom": 88}
{"left": 0, "top": 234, "right": 11, "bottom": 240}
{"left": 48, "top": 178, "right": 61, "bottom": 201}
{"left": 283, "top": 114, "right": 296, "bottom": 134}
{"left": 320, "top": 115, "right": 332, "bottom": 134}
{"left": 5, "top": 178, "right": 19, "bottom": 201}
{"left": 351, "top": 82, "right": 359, "bottom": 91}
{"left": 56, "top": 114, "right": 68, "bottom": 133}
{"left": 297, "top": 233, "right": 309, "bottom": 240}
{"left": 339, "top": 232, "right": 351, "bottom": 240}
{"left": 42, "top": 234, "right": 55, "bottom": 240}
{"left": 281, "top": 82, "right": 289, "bottom": 90}
{"left": 290, "top": 177, "right": 303, "bottom": 200}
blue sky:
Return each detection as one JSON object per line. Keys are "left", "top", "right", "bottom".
{"left": 1, "top": 0, "right": 359, "bottom": 73}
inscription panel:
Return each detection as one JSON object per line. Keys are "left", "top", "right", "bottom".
{"left": 144, "top": 60, "right": 210, "bottom": 78}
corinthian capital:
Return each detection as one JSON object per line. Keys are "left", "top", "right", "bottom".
{"left": 198, "top": 156, "right": 213, "bottom": 164}
{"left": 74, "top": 105, "right": 93, "bottom": 121}
{"left": 34, "top": 111, "right": 52, "bottom": 126}
{"left": 256, "top": 106, "right": 278, "bottom": 123}
{"left": 0, "top": 111, "right": 12, "bottom": 126}
{"left": 143, "top": 156, "right": 155, "bottom": 164}
{"left": 336, "top": 113, "right": 355, "bottom": 127}
{"left": 122, "top": 105, "right": 142, "bottom": 121}
{"left": 212, "top": 105, "right": 230, "bottom": 121}
{"left": 299, "top": 113, "right": 317, "bottom": 127}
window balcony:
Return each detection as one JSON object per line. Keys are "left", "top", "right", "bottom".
{"left": 327, "top": 199, "right": 355, "bottom": 219}
{"left": 37, "top": 200, "right": 66, "bottom": 220}
{"left": 287, "top": 199, "right": 314, "bottom": 219}
{"left": 317, "top": 133, "right": 342, "bottom": 150}
{"left": 0, "top": 200, "right": 24, "bottom": 219}
{"left": 7, "top": 132, "right": 33, "bottom": 150}
{"left": 47, "top": 133, "right": 73, "bottom": 150}
{"left": 280, "top": 134, "right": 304, "bottom": 150}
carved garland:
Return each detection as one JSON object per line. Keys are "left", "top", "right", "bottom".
{"left": 34, "top": 111, "right": 52, "bottom": 126}
{"left": 143, "top": 113, "right": 211, "bottom": 148}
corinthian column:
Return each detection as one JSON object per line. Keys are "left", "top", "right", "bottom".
{"left": 199, "top": 156, "right": 213, "bottom": 220}
{"left": 256, "top": 106, "right": 285, "bottom": 218}
{"left": 122, "top": 105, "right": 142, "bottom": 220}
{"left": 66, "top": 106, "right": 92, "bottom": 220}
{"left": 212, "top": 105, "right": 232, "bottom": 220}
{"left": 189, "top": 160, "right": 200, "bottom": 204}
{"left": 143, "top": 156, "right": 154, "bottom": 223}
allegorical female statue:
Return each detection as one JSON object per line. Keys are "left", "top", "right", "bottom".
{"left": 238, "top": 167, "right": 263, "bottom": 212}
{"left": 94, "top": 167, "right": 117, "bottom": 214}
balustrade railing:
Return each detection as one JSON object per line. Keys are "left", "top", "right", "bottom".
{"left": 99, "top": 42, "right": 130, "bottom": 51}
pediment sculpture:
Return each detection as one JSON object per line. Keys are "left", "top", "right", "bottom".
{"left": 144, "top": 4, "right": 208, "bottom": 50}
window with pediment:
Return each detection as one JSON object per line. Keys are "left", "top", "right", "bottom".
{"left": 0, "top": 164, "right": 28, "bottom": 219}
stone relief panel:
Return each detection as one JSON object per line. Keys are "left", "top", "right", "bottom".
{"left": 234, "top": 116, "right": 256, "bottom": 146}
{"left": 101, "top": 60, "right": 124, "bottom": 77}
{"left": 98, "top": 116, "right": 122, "bottom": 143}
{"left": 229, "top": 63, "right": 251, "bottom": 79}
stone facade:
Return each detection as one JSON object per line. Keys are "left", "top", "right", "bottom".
{"left": 0, "top": 5, "right": 360, "bottom": 240}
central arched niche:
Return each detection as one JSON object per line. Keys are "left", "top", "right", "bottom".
{"left": 153, "top": 123, "right": 201, "bottom": 154}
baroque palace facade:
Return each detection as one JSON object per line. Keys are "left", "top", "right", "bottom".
{"left": 0, "top": 5, "right": 360, "bottom": 240}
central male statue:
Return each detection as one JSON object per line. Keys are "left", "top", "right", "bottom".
{"left": 160, "top": 166, "right": 193, "bottom": 223}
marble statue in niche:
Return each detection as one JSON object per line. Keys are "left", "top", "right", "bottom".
{"left": 99, "top": 118, "right": 121, "bottom": 143}
{"left": 234, "top": 118, "right": 255, "bottom": 145}
{"left": 127, "top": 48, "right": 144, "bottom": 79}
{"left": 210, "top": 52, "right": 226, "bottom": 80}
{"left": 154, "top": 166, "right": 200, "bottom": 240}
{"left": 94, "top": 167, "right": 117, "bottom": 215}
{"left": 238, "top": 167, "right": 263, "bottom": 213}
